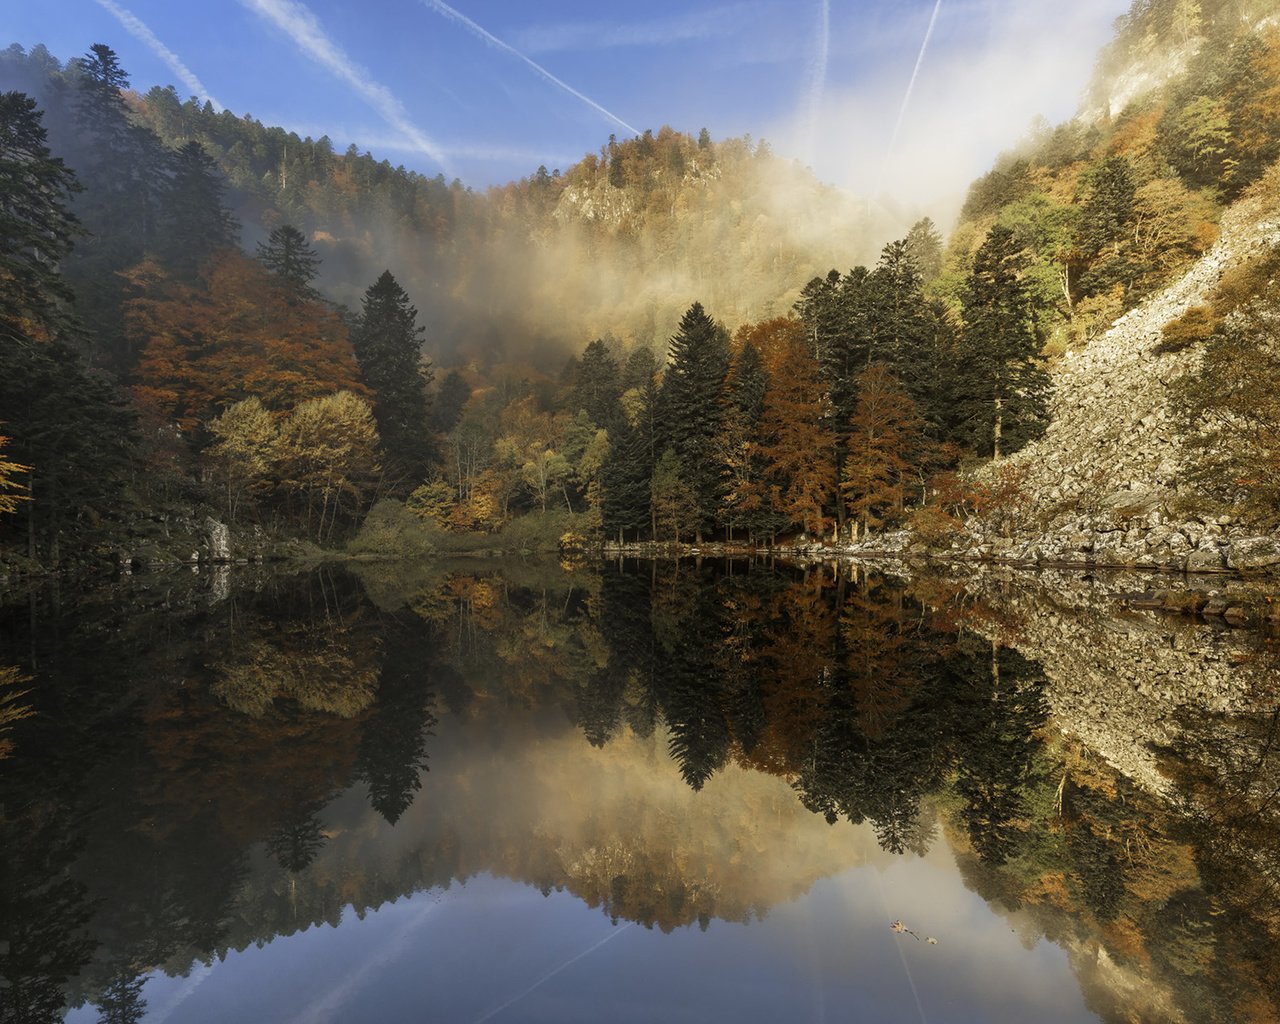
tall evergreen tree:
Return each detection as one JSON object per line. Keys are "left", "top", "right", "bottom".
{"left": 955, "top": 226, "right": 1050, "bottom": 458}
{"left": 904, "top": 217, "right": 944, "bottom": 285}
{"left": 659, "top": 302, "right": 730, "bottom": 541}
{"left": 65, "top": 45, "right": 167, "bottom": 370}
{"left": 571, "top": 337, "right": 621, "bottom": 429}
{"left": 603, "top": 372, "right": 659, "bottom": 542}
{"left": 255, "top": 223, "right": 319, "bottom": 300}
{"left": 0, "top": 90, "right": 136, "bottom": 562}
{"left": 351, "top": 270, "right": 433, "bottom": 483}
{"left": 0, "top": 91, "right": 81, "bottom": 345}
{"left": 157, "top": 140, "right": 239, "bottom": 281}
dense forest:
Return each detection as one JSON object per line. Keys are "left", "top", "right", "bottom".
{"left": 3, "top": 0, "right": 1280, "bottom": 571}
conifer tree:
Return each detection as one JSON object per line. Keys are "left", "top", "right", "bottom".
{"left": 351, "top": 270, "right": 433, "bottom": 483}
{"left": 0, "top": 91, "right": 81, "bottom": 345}
{"left": 0, "top": 90, "right": 136, "bottom": 561}
{"left": 158, "top": 140, "right": 239, "bottom": 280}
{"left": 659, "top": 302, "right": 730, "bottom": 541}
{"left": 955, "top": 226, "right": 1050, "bottom": 459}
{"left": 256, "top": 224, "right": 320, "bottom": 301}
{"left": 65, "top": 45, "right": 167, "bottom": 370}
{"left": 571, "top": 337, "right": 622, "bottom": 429}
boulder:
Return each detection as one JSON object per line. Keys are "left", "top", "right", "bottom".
{"left": 1225, "top": 536, "right": 1280, "bottom": 571}
{"left": 1185, "top": 548, "right": 1227, "bottom": 573}
{"left": 205, "top": 517, "right": 232, "bottom": 563}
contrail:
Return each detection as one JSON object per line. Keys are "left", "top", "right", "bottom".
{"left": 471, "top": 922, "right": 634, "bottom": 1023}
{"left": 93, "top": 0, "right": 223, "bottom": 109}
{"left": 885, "top": 0, "right": 944, "bottom": 165}
{"left": 419, "top": 0, "right": 639, "bottom": 137}
{"left": 800, "top": 0, "right": 831, "bottom": 164}
{"left": 240, "top": 0, "right": 449, "bottom": 171}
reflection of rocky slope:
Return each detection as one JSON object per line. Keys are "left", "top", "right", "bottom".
{"left": 944, "top": 566, "right": 1277, "bottom": 797}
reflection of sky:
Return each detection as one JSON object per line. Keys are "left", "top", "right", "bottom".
{"left": 68, "top": 851, "right": 1096, "bottom": 1023}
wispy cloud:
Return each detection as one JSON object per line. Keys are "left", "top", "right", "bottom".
{"left": 798, "top": 0, "right": 830, "bottom": 165}
{"left": 92, "top": 0, "right": 223, "bottom": 109}
{"left": 883, "top": 0, "right": 944, "bottom": 177}
{"left": 238, "top": 0, "right": 448, "bottom": 170}
{"left": 510, "top": 5, "right": 759, "bottom": 54}
{"left": 418, "top": 0, "right": 639, "bottom": 136}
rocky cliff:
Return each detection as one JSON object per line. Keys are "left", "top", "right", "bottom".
{"left": 946, "top": 172, "right": 1280, "bottom": 573}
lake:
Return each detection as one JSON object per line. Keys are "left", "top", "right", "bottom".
{"left": 1, "top": 559, "right": 1277, "bottom": 1023}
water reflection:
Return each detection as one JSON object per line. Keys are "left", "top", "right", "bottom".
{"left": 0, "top": 560, "right": 1277, "bottom": 1022}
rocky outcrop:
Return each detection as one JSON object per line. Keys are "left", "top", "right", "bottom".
{"left": 948, "top": 184, "right": 1280, "bottom": 574}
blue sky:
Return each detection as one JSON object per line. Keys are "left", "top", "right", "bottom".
{"left": 4, "top": 0, "right": 1130, "bottom": 209}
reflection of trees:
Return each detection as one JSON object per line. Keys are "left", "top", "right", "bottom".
{"left": 94, "top": 973, "right": 146, "bottom": 1024}
{"left": 355, "top": 614, "right": 438, "bottom": 824}
{"left": 653, "top": 567, "right": 731, "bottom": 791}
{"left": 0, "top": 814, "right": 96, "bottom": 1024}
{"left": 950, "top": 638, "right": 1049, "bottom": 867}
{"left": 267, "top": 801, "right": 328, "bottom": 874}
{"left": 1155, "top": 702, "right": 1280, "bottom": 1022}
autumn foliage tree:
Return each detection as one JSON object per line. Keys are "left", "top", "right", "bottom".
{"left": 842, "top": 364, "right": 927, "bottom": 537}
{"left": 750, "top": 317, "right": 835, "bottom": 538}
{"left": 126, "top": 250, "right": 365, "bottom": 431}
{"left": 275, "top": 391, "right": 381, "bottom": 541}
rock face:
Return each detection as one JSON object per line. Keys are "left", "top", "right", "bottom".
{"left": 205, "top": 517, "right": 231, "bottom": 563}
{"left": 951, "top": 187, "right": 1280, "bottom": 574}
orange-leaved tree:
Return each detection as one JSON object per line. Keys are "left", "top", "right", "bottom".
{"left": 125, "top": 251, "right": 366, "bottom": 431}
{"left": 750, "top": 317, "right": 835, "bottom": 538}
{"left": 842, "top": 364, "right": 926, "bottom": 538}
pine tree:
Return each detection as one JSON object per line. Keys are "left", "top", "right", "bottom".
{"left": 659, "top": 302, "right": 730, "bottom": 541}
{"left": 904, "top": 217, "right": 944, "bottom": 285}
{"left": 157, "top": 140, "right": 239, "bottom": 280}
{"left": 65, "top": 45, "right": 168, "bottom": 371}
{"left": 719, "top": 338, "right": 773, "bottom": 542}
{"left": 956, "top": 226, "right": 1050, "bottom": 459}
{"left": 0, "top": 91, "right": 81, "bottom": 345}
{"left": 256, "top": 223, "right": 320, "bottom": 300}
{"left": 351, "top": 270, "right": 433, "bottom": 483}
{"left": 0, "top": 90, "right": 136, "bottom": 562}
{"left": 571, "top": 337, "right": 621, "bottom": 428}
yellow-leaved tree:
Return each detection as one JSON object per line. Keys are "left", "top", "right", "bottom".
{"left": 274, "top": 392, "right": 381, "bottom": 542}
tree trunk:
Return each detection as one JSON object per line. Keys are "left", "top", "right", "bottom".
{"left": 993, "top": 395, "right": 1003, "bottom": 461}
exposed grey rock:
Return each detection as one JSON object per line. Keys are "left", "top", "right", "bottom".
{"left": 1185, "top": 547, "right": 1227, "bottom": 572}
{"left": 205, "top": 517, "right": 231, "bottom": 563}
{"left": 1226, "top": 536, "right": 1280, "bottom": 571}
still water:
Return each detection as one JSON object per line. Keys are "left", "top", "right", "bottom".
{"left": 1, "top": 559, "right": 1277, "bottom": 1023}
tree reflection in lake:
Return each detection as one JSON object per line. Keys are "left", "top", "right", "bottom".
{"left": 0, "top": 559, "right": 1278, "bottom": 1023}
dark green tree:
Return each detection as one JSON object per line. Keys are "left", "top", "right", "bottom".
{"left": 156, "top": 140, "right": 239, "bottom": 280}
{"left": 0, "top": 91, "right": 81, "bottom": 345}
{"left": 351, "top": 270, "right": 433, "bottom": 483}
{"left": 431, "top": 369, "right": 470, "bottom": 434}
{"left": 571, "top": 337, "right": 621, "bottom": 428}
{"left": 602, "top": 373, "right": 659, "bottom": 542}
{"left": 905, "top": 217, "right": 944, "bottom": 285}
{"left": 1077, "top": 155, "right": 1136, "bottom": 297}
{"left": 256, "top": 223, "right": 320, "bottom": 301}
{"left": 65, "top": 44, "right": 167, "bottom": 371}
{"left": 955, "top": 226, "right": 1050, "bottom": 458}
{"left": 658, "top": 302, "right": 730, "bottom": 541}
